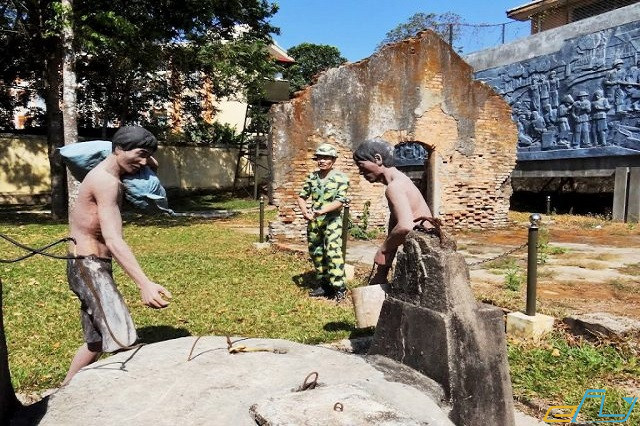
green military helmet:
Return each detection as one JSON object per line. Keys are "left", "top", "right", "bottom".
{"left": 314, "top": 143, "right": 338, "bottom": 158}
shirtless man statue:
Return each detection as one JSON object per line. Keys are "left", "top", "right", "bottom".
{"left": 353, "top": 139, "right": 433, "bottom": 285}
{"left": 63, "top": 126, "right": 172, "bottom": 385}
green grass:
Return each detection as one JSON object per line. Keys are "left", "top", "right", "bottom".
{"left": 509, "top": 333, "right": 640, "bottom": 424}
{"left": 3, "top": 205, "right": 640, "bottom": 424}
{"left": 1, "top": 213, "right": 354, "bottom": 393}
{"left": 168, "top": 190, "right": 262, "bottom": 211}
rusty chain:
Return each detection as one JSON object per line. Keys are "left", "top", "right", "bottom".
{"left": 466, "top": 241, "right": 529, "bottom": 268}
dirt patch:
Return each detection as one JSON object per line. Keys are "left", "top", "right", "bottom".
{"left": 458, "top": 214, "right": 640, "bottom": 321}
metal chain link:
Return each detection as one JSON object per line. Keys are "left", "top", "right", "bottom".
{"left": 466, "top": 241, "right": 529, "bottom": 268}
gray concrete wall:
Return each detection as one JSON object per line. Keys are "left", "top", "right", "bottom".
{"left": 466, "top": 4, "right": 640, "bottom": 72}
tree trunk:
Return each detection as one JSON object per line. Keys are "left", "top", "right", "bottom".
{"left": 0, "top": 279, "right": 21, "bottom": 424}
{"left": 61, "top": 0, "right": 79, "bottom": 210}
{"left": 45, "top": 39, "right": 68, "bottom": 221}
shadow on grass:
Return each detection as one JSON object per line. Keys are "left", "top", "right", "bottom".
{"left": 291, "top": 271, "right": 317, "bottom": 290}
{"left": 137, "top": 325, "right": 191, "bottom": 344}
{"left": 323, "top": 321, "right": 375, "bottom": 340}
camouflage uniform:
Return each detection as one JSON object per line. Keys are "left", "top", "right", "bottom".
{"left": 299, "top": 170, "right": 349, "bottom": 290}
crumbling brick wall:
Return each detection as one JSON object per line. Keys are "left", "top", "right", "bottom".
{"left": 269, "top": 31, "right": 517, "bottom": 243}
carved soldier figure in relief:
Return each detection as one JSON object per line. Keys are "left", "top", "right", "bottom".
{"left": 529, "top": 75, "right": 542, "bottom": 112}
{"left": 556, "top": 95, "right": 574, "bottom": 148}
{"left": 592, "top": 89, "right": 611, "bottom": 146}
{"left": 548, "top": 70, "right": 560, "bottom": 108}
{"left": 572, "top": 91, "right": 592, "bottom": 148}
{"left": 625, "top": 57, "right": 640, "bottom": 111}
{"left": 604, "top": 59, "right": 627, "bottom": 113}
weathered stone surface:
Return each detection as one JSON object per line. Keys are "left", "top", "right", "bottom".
{"left": 564, "top": 312, "right": 640, "bottom": 339}
{"left": 369, "top": 232, "right": 515, "bottom": 426}
{"left": 250, "top": 382, "right": 453, "bottom": 426}
{"left": 269, "top": 31, "right": 517, "bottom": 243}
{"left": 29, "top": 337, "right": 455, "bottom": 426}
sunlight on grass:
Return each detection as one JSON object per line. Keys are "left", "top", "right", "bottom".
{"left": 1, "top": 215, "right": 355, "bottom": 393}
{"left": 508, "top": 332, "right": 640, "bottom": 425}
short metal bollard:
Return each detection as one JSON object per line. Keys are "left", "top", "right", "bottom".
{"left": 545, "top": 195, "right": 551, "bottom": 215}
{"left": 259, "top": 196, "right": 265, "bottom": 243}
{"left": 526, "top": 213, "right": 541, "bottom": 316}
{"left": 341, "top": 198, "right": 350, "bottom": 261}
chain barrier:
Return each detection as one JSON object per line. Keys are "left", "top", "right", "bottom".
{"left": 466, "top": 241, "right": 529, "bottom": 269}
{"left": 0, "top": 233, "right": 79, "bottom": 263}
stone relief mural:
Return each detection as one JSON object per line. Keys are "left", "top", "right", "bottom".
{"left": 393, "top": 142, "right": 428, "bottom": 167}
{"left": 475, "top": 21, "right": 640, "bottom": 161}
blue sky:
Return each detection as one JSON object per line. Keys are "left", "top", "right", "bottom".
{"left": 270, "top": 0, "right": 531, "bottom": 61}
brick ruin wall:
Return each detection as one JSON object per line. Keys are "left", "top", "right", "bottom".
{"left": 269, "top": 31, "right": 517, "bottom": 243}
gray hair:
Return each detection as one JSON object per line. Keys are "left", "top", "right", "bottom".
{"left": 352, "top": 139, "right": 394, "bottom": 166}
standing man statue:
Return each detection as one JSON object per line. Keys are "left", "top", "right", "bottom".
{"left": 297, "top": 144, "right": 349, "bottom": 301}
{"left": 63, "top": 126, "right": 172, "bottom": 385}
{"left": 353, "top": 139, "right": 433, "bottom": 285}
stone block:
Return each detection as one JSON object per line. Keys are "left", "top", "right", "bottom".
{"left": 564, "top": 312, "right": 640, "bottom": 339}
{"left": 252, "top": 242, "right": 271, "bottom": 250}
{"left": 506, "top": 312, "right": 555, "bottom": 340}
{"left": 369, "top": 233, "right": 515, "bottom": 426}
{"left": 344, "top": 263, "right": 355, "bottom": 281}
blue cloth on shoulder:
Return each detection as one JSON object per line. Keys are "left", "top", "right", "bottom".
{"left": 58, "top": 140, "right": 173, "bottom": 215}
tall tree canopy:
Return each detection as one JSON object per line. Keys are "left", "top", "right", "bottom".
{"left": 0, "top": 0, "right": 280, "bottom": 217}
{"left": 282, "top": 42, "right": 347, "bottom": 93}
{"left": 376, "top": 12, "right": 464, "bottom": 51}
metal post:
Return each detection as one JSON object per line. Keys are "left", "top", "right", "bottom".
{"left": 259, "top": 196, "right": 265, "bottom": 243}
{"left": 0, "top": 279, "right": 21, "bottom": 422}
{"left": 501, "top": 23, "right": 506, "bottom": 44}
{"left": 341, "top": 198, "right": 351, "bottom": 261}
{"left": 253, "top": 140, "right": 260, "bottom": 200}
{"left": 526, "top": 214, "right": 541, "bottom": 316}
{"left": 545, "top": 195, "right": 551, "bottom": 215}
{"left": 448, "top": 23, "right": 453, "bottom": 47}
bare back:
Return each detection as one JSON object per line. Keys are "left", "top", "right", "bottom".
{"left": 386, "top": 171, "right": 432, "bottom": 224}
{"left": 69, "top": 161, "right": 123, "bottom": 258}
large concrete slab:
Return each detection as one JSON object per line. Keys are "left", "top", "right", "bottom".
{"left": 30, "top": 336, "right": 454, "bottom": 426}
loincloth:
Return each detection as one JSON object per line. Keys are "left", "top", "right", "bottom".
{"left": 67, "top": 255, "right": 137, "bottom": 352}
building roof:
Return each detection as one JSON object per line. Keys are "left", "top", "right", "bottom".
{"left": 267, "top": 42, "right": 295, "bottom": 64}
{"left": 507, "top": 0, "right": 565, "bottom": 21}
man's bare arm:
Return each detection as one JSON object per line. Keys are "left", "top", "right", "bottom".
{"left": 375, "top": 185, "right": 414, "bottom": 264}
{"left": 95, "top": 179, "right": 171, "bottom": 308}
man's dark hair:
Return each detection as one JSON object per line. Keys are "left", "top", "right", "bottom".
{"left": 352, "top": 139, "right": 394, "bottom": 166}
{"left": 112, "top": 126, "right": 158, "bottom": 153}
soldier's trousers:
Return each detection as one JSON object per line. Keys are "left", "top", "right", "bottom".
{"left": 307, "top": 215, "right": 345, "bottom": 289}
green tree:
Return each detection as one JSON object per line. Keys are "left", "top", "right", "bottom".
{"left": 376, "top": 12, "right": 465, "bottom": 51}
{"left": 0, "top": 0, "right": 280, "bottom": 217}
{"left": 282, "top": 42, "right": 347, "bottom": 93}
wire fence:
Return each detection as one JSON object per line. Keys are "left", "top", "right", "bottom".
{"left": 432, "top": 20, "right": 530, "bottom": 55}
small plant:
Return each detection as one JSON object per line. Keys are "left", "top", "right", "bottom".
{"left": 503, "top": 260, "right": 524, "bottom": 291}
{"left": 535, "top": 227, "right": 569, "bottom": 264}
{"left": 349, "top": 201, "right": 382, "bottom": 240}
